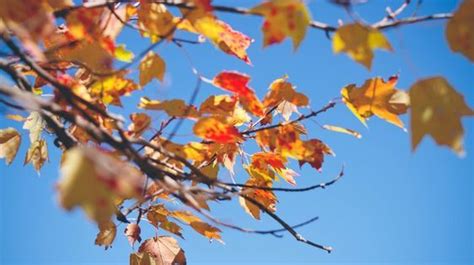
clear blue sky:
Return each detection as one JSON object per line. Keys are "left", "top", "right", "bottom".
{"left": 1, "top": 0, "right": 473, "bottom": 264}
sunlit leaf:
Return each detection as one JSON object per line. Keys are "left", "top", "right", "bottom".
{"left": 24, "top": 139, "right": 48, "bottom": 172}
{"left": 139, "top": 51, "right": 166, "bottom": 86}
{"left": 95, "top": 220, "right": 116, "bottom": 250}
{"left": 138, "top": 236, "right": 186, "bottom": 265}
{"left": 139, "top": 98, "right": 199, "bottom": 119}
{"left": 193, "top": 117, "right": 243, "bottom": 143}
{"left": 333, "top": 23, "right": 392, "bottom": 69}
{"left": 251, "top": 0, "right": 311, "bottom": 49}
{"left": 341, "top": 75, "right": 409, "bottom": 128}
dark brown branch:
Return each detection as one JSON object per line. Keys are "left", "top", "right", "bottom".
{"left": 224, "top": 166, "right": 344, "bottom": 192}
{"left": 242, "top": 101, "right": 337, "bottom": 135}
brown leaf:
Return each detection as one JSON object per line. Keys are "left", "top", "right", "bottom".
{"left": 125, "top": 223, "right": 142, "bottom": 247}
{"left": 138, "top": 236, "right": 186, "bottom": 265}
{"left": 0, "top": 128, "right": 22, "bottom": 165}
{"left": 95, "top": 220, "right": 116, "bottom": 249}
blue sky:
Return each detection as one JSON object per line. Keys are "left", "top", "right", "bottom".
{"left": 1, "top": 0, "right": 473, "bottom": 264}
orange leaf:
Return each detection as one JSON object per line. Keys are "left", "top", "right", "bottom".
{"left": 193, "top": 117, "right": 243, "bottom": 143}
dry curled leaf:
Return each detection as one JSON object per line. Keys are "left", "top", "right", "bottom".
{"left": 125, "top": 223, "right": 142, "bottom": 247}
{"left": 95, "top": 220, "right": 117, "bottom": 250}
{"left": 0, "top": 128, "right": 21, "bottom": 165}
{"left": 138, "top": 236, "right": 186, "bottom": 265}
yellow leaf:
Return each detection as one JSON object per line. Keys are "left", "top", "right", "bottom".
{"left": 137, "top": 2, "right": 175, "bottom": 42}
{"left": 139, "top": 98, "right": 199, "bottom": 119}
{"left": 89, "top": 74, "right": 139, "bottom": 106}
{"left": 190, "top": 221, "right": 223, "bottom": 242}
{"left": 333, "top": 23, "right": 392, "bottom": 69}
{"left": 139, "top": 52, "right": 166, "bottom": 86}
{"left": 24, "top": 139, "right": 48, "bottom": 172}
{"left": 193, "top": 117, "right": 243, "bottom": 143}
{"left": 251, "top": 0, "right": 311, "bottom": 49}
{"left": 341, "top": 76, "right": 409, "bottom": 128}
{"left": 263, "top": 76, "right": 309, "bottom": 108}
{"left": 115, "top": 44, "right": 134, "bottom": 63}
{"left": 409, "top": 76, "right": 474, "bottom": 156}
{"left": 58, "top": 147, "right": 145, "bottom": 223}
{"left": 192, "top": 16, "right": 252, "bottom": 63}
{"left": 0, "top": 128, "right": 21, "bottom": 165}
{"left": 6, "top": 114, "right": 26, "bottom": 122}
{"left": 199, "top": 95, "right": 237, "bottom": 116}
{"left": 446, "top": 0, "right": 474, "bottom": 62}
{"left": 95, "top": 220, "right": 116, "bottom": 250}
{"left": 239, "top": 174, "right": 276, "bottom": 220}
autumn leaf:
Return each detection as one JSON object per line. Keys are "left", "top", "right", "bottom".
{"left": 239, "top": 172, "right": 277, "bottom": 220}
{"left": 139, "top": 98, "right": 199, "bottom": 119}
{"left": 190, "top": 221, "right": 223, "bottom": 242}
{"left": 114, "top": 44, "right": 134, "bottom": 63}
{"left": 409, "top": 76, "right": 474, "bottom": 156}
{"left": 341, "top": 75, "right": 409, "bottom": 128}
{"left": 127, "top": 113, "right": 151, "bottom": 138}
{"left": 446, "top": 0, "right": 474, "bottom": 62}
{"left": 130, "top": 252, "right": 157, "bottom": 265}
{"left": 89, "top": 74, "right": 139, "bottom": 106}
{"left": 297, "top": 139, "right": 334, "bottom": 171}
{"left": 138, "top": 2, "right": 175, "bottom": 42}
{"left": 199, "top": 95, "right": 237, "bottom": 116}
{"left": 138, "top": 236, "right": 186, "bottom": 265}
{"left": 0, "top": 128, "right": 21, "bottom": 165}
{"left": 193, "top": 117, "right": 243, "bottom": 143}
{"left": 57, "top": 147, "right": 145, "bottom": 223}
{"left": 0, "top": 0, "right": 56, "bottom": 59}
{"left": 192, "top": 16, "right": 253, "bottom": 63}
{"left": 250, "top": 0, "right": 311, "bottom": 49}
{"left": 263, "top": 76, "right": 309, "bottom": 120}
{"left": 23, "top": 111, "right": 45, "bottom": 143}
{"left": 24, "top": 139, "right": 48, "bottom": 172}
{"left": 333, "top": 23, "right": 392, "bottom": 69}
{"left": 124, "top": 223, "right": 142, "bottom": 247}
{"left": 323, "top": 124, "right": 362, "bottom": 139}
{"left": 212, "top": 71, "right": 264, "bottom": 116}
{"left": 251, "top": 152, "right": 298, "bottom": 185}
{"left": 95, "top": 220, "right": 117, "bottom": 250}
{"left": 139, "top": 51, "right": 166, "bottom": 86}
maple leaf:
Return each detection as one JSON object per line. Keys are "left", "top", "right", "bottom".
{"left": 239, "top": 171, "right": 277, "bottom": 220}
{"left": 263, "top": 76, "right": 309, "bottom": 120}
{"left": 341, "top": 75, "right": 409, "bottom": 128}
{"left": 409, "top": 76, "right": 474, "bottom": 156}
{"left": 139, "top": 98, "right": 199, "bottom": 119}
{"left": 124, "top": 223, "right": 142, "bottom": 247}
{"left": 193, "top": 117, "right": 243, "bottom": 143}
{"left": 95, "top": 220, "right": 117, "bottom": 250}
{"left": 199, "top": 95, "right": 237, "bottom": 116}
{"left": 57, "top": 147, "right": 145, "bottom": 223}
{"left": 333, "top": 23, "right": 392, "bottom": 69}
{"left": 190, "top": 221, "right": 223, "bottom": 242}
{"left": 138, "top": 2, "right": 175, "bottom": 42}
{"left": 0, "top": 128, "right": 21, "bottom": 165}
{"left": 89, "top": 74, "right": 139, "bottom": 106}
{"left": 250, "top": 0, "right": 311, "bottom": 49}
{"left": 139, "top": 51, "right": 166, "bottom": 86}
{"left": 24, "top": 139, "right": 48, "bottom": 172}
{"left": 297, "top": 139, "right": 334, "bottom": 171}
{"left": 251, "top": 152, "right": 298, "bottom": 185}
{"left": 138, "top": 236, "right": 186, "bottom": 265}
{"left": 446, "top": 0, "right": 474, "bottom": 62}
{"left": 212, "top": 71, "right": 265, "bottom": 116}
{"left": 127, "top": 113, "right": 151, "bottom": 138}
{"left": 193, "top": 16, "right": 253, "bottom": 63}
